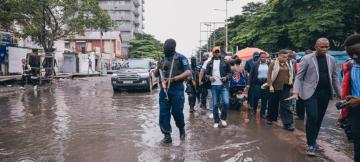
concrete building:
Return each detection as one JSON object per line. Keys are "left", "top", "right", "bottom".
{"left": 98, "top": 0, "right": 145, "bottom": 57}
{"left": 63, "top": 31, "right": 122, "bottom": 71}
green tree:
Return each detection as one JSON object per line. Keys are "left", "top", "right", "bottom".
{"left": 0, "top": 0, "right": 112, "bottom": 53}
{"left": 242, "top": 2, "right": 265, "bottom": 16}
{"left": 229, "top": 0, "right": 358, "bottom": 52}
{"left": 128, "top": 33, "right": 163, "bottom": 59}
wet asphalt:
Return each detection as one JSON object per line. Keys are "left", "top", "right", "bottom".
{"left": 0, "top": 77, "right": 353, "bottom": 162}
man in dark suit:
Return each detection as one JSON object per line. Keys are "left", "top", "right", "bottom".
{"left": 248, "top": 52, "right": 270, "bottom": 117}
{"left": 292, "top": 38, "right": 341, "bottom": 156}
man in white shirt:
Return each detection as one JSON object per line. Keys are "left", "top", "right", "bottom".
{"left": 205, "top": 47, "right": 232, "bottom": 128}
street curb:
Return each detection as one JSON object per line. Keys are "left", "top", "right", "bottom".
{"left": 273, "top": 121, "right": 353, "bottom": 162}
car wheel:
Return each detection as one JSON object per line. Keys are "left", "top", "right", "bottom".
{"left": 146, "top": 78, "right": 152, "bottom": 92}
{"left": 113, "top": 87, "right": 121, "bottom": 93}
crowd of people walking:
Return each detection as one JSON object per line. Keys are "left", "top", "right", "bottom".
{"left": 156, "top": 35, "right": 360, "bottom": 160}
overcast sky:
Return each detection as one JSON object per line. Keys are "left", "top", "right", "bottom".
{"left": 144, "top": 0, "right": 264, "bottom": 57}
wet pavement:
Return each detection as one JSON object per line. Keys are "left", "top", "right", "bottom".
{"left": 0, "top": 77, "right": 353, "bottom": 162}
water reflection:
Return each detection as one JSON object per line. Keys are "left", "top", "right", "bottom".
{"left": 0, "top": 77, "right": 349, "bottom": 162}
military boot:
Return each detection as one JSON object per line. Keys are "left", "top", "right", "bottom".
{"left": 161, "top": 134, "right": 172, "bottom": 144}
{"left": 179, "top": 128, "right": 186, "bottom": 141}
{"left": 189, "top": 107, "right": 195, "bottom": 113}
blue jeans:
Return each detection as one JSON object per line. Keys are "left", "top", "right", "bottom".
{"left": 211, "top": 85, "right": 230, "bottom": 123}
{"left": 159, "top": 83, "right": 185, "bottom": 135}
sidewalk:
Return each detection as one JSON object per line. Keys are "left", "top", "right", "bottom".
{"left": 270, "top": 99, "right": 353, "bottom": 161}
{"left": 0, "top": 75, "right": 22, "bottom": 83}
{"left": 0, "top": 74, "right": 104, "bottom": 97}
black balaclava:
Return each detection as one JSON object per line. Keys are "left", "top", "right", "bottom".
{"left": 164, "top": 39, "right": 176, "bottom": 57}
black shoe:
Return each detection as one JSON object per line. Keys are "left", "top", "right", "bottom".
{"left": 283, "top": 124, "right": 295, "bottom": 132}
{"left": 306, "top": 145, "right": 316, "bottom": 156}
{"left": 314, "top": 143, "right": 323, "bottom": 151}
{"left": 189, "top": 107, "right": 195, "bottom": 113}
{"left": 179, "top": 128, "right": 186, "bottom": 141}
{"left": 296, "top": 116, "right": 304, "bottom": 120}
{"left": 266, "top": 120, "right": 273, "bottom": 125}
{"left": 200, "top": 104, "right": 206, "bottom": 110}
{"left": 250, "top": 110, "right": 256, "bottom": 116}
{"left": 260, "top": 114, "right": 266, "bottom": 119}
{"left": 161, "top": 134, "right": 172, "bottom": 144}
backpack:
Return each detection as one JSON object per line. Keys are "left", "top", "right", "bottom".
{"left": 230, "top": 72, "right": 246, "bottom": 88}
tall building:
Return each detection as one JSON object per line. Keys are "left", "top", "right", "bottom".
{"left": 98, "top": 0, "right": 145, "bottom": 57}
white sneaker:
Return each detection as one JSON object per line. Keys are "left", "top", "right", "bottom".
{"left": 209, "top": 114, "right": 214, "bottom": 119}
{"left": 213, "top": 123, "right": 219, "bottom": 128}
{"left": 33, "top": 85, "right": 37, "bottom": 90}
{"left": 221, "top": 120, "right": 227, "bottom": 127}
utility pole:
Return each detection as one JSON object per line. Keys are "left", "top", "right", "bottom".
{"left": 214, "top": 0, "right": 233, "bottom": 52}
{"left": 213, "top": 22, "right": 216, "bottom": 49}
{"left": 225, "top": 0, "right": 233, "bottom": 52}
{"left": 199, "top": 22, "right": 225, "bottom": 61}
{"left": 100, "top": 31, "right": 103, "bottom": 75}
{"left": 199, "top": 23, "right": 202, "bottom": 62}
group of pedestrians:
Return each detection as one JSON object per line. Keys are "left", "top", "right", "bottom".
{"left": 155, "top": 36, "right": 360, "bottom": 160}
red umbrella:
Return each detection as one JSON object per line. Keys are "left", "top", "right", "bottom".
{"left": 235, "top": 47, "right": 267, "bottom": 61}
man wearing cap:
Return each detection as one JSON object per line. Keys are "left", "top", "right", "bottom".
{"left": 205, "top": 47, "right": 232, "bottom": 128}
{"left": 154, "top": 39, "right": 192, "bottom": 144}
{"left": 245, "top": 52, "right": 260, "bottom": 74}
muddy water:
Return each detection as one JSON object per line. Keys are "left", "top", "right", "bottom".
{"left": 0, "top": 77, "right": 336, "bottom": 161}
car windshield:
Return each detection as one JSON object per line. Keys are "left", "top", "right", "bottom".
{"left": 121, "top": 60, "right": 150, "bottom": 69}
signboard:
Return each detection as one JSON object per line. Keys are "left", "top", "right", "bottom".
{"left": 0, "top": 45, "right": 8, "bottom": 64}
{"left": 0, "top": 33, "right": 12, "bottom": 45}
{"left": 8, "top": 47, "right": 28, "bottom": 73}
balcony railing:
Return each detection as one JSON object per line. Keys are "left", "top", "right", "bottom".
{"left": 133, "top": 10, "right": 140, "bottom": 17}
{"left": 133, "top": 0, "right": 140, "bottom": 7}
{"left": 110, "top": 14, "right": 133, "bottom": 21}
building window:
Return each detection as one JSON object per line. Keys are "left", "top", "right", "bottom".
{"left": 65, "top": 42, "right": 70, "bottom": 49}
{"left": 79, "top": 42, "right": 86, "bottom": 49}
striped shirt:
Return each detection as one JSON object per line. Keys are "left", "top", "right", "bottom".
{"left": 351, "top": 62, "right": 360, "bottom": 97}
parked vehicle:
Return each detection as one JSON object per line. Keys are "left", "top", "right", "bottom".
{"left": 111, "top": 59, "right": 158, "bottom": 92}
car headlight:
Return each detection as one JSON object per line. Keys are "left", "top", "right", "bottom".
{"left": 139, "top": 73, "right": 149, "bottom": 78}
{"left": 111, "top": 73, "right": 118, "bottom": 77}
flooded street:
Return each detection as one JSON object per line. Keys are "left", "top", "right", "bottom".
{"left": 0, "top": 77, "right": 351, "bottom": 162}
